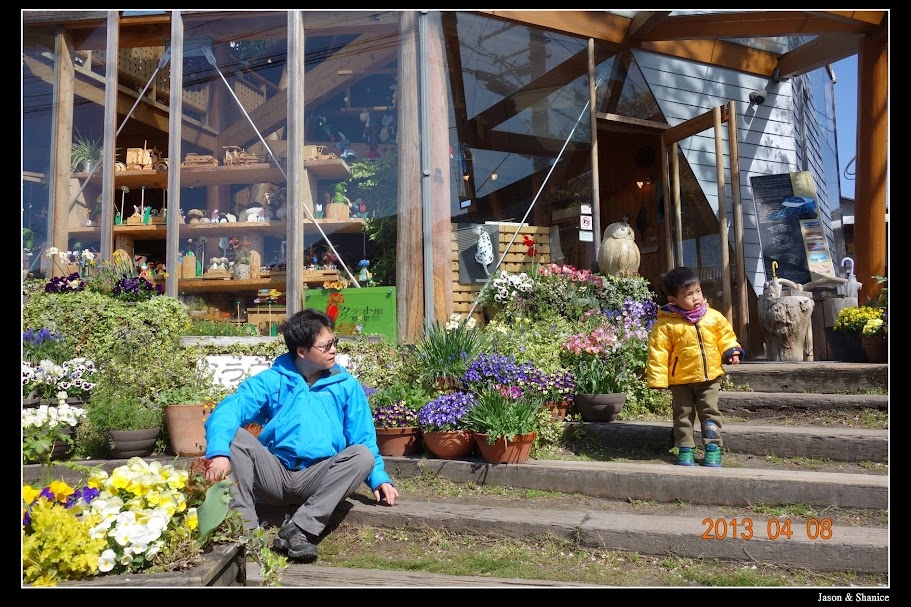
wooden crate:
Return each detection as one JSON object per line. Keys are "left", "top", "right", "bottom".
{"left": 180, "top": 253, "right": 199, "bottom": 279}
{"left": 202, "top": 269, "right": 231, "bottom": 279}
{"left": 303, "top": 269, "right": 340, "bottom": 284}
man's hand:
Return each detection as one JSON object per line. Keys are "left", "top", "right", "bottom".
{"left": 205, "top": 456, "right": 232, "bottom": 483}
{"left": 374, "top": 482, "right": 399, "bottom": 506}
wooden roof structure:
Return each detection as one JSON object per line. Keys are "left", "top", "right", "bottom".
{"left": 479, "top": 10, "right": 888, "bottom": 304}
{"left": 22, "top": 10, "right": 888, "bottom": 303}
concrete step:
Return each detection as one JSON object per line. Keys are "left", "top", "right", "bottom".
{"left": 246, "top": 561, "right": 596, "bottom": 587}
{"left": 575, "top": 420, "right": 888, "bottom": 463}
{"left": 718, "top": 391, "right": 888, "bottom": 413}
{"left": 313, "top": 493, "right": 888, "bottom": 575}
{"left": 382, "top": 456, "right": 887, "bottom": 511}
{"left": 723, "top": 361, "right": 888, "bottom": 393}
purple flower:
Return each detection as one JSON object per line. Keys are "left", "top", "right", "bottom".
{"left": 44, "top": 272, "right": 85, "bottom": 294}
{"left": 418, "top": 391, "right": 477, "bottom": 431}
{"left": 462, "top": 353, "right": 535, "bottom": 388}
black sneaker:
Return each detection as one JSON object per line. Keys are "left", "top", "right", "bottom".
{"left": 273, "top": 522, "right": 319, "bottom": 563}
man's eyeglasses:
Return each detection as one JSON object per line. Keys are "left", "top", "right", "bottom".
{"left": 312, "top": 337, "right": 339, "bottom": 353}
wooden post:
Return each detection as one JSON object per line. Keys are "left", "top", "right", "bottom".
{"left": 726, "top": 100, "right": 749, "bottom": 350}
{"left": 713, "top": 106, "right": 732, "bottom": 324}
{"left": 854, "top": 27, "right": 888, "bottom": 304}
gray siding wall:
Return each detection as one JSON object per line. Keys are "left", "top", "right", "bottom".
{"left": 632, "top": 50, "right": 833, "bottom": 297}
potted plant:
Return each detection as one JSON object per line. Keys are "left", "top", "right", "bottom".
{"left": 366, "top": 382, "right": 430, "bottom": 456}
{"left": 462, "top": 385, "right": 542, "bottom": 464}
{"left": 417, "top": 390, "right": 478, "bottom": 459}
{"left": 461, "top": 352, "right": 537, "bottom": 393}
{"left": 412, "top": 314, "right": 492, "bottom": 391}
{"left": 830, "top": 305, "right": 885, "bottom": 362}
{"left": 158, "top": 385, "right": 217, "bottom": 457}
{"left": 229, "top": 236, "right": 254, "bottom": 280}
{"left": 71, "top": 131, "right": 103, "bottom": 173}
{"left": 22, "top": 399, "right": 87, "bottom": 469}
{"left": 559, "top": 300, "right": 655, "bottom": 422}
{"left": 22, "top": 458, "right": 242, "bottom": 586}
{"left": 84, "top": 386, "right": 163, "bottom": 458}
{"left": 526, "top": 367, "right": 576, "bottom": 421}
{"left": 22, "top": 357, "right": 98, "bottom": 405}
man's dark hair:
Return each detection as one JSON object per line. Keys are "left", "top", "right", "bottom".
{"left": 283, "top": 309, "right": 334, "bottom": 355}
{"left": 661, "top": 266, "right": 700, "bottom": 299}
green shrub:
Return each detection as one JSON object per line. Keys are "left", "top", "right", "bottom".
{"left": 338, "top": 336, "right": 410, "bottom": 390}
{"left": 22, "top": 290, "right": 190, "bottom": 364}
{"left": 184, "top": 320, "right": 257, "bottom": 336}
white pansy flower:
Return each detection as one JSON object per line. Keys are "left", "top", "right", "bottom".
{"left": 98, "top": 549, "right": 117, "bottom": 573}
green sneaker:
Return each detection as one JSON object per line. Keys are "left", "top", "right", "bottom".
{"left": 703, "top": 443, "right": 722, "bottom": 467}
{"left": 677, "top": 447, "right": 696, "bottom": 466}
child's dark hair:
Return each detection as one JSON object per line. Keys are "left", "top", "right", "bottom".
{"left": 661, "top": 266, "right": 700, "bottom": 299}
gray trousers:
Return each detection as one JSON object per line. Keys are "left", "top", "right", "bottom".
{"left": 227, "top": 428, "right": 375, "bottom": 535}
{"left": 669, "top": 377, "right": 723, "bottom": 449}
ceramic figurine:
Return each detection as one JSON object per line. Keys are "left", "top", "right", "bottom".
{"left": 473, "top": 225, "right": 494, "bottom": 277}
{"left": 597, "top": 219, "right": 640, "bottom": 277}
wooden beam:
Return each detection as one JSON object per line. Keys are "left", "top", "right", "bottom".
{"left": 808, "top": 11, "right": 887, "bottom": 27}
{"left": 624, "top": 11, "right": 672, "bottom": 43}
{"left": 217, "top": 32, "right": 398, "bottom": 148}
{"left": 596, "top": 112, "right": 670, "bottom": 132}
{"left": 775, "top": 33, "right": 864, "bottom": 81}
{"left": 476, "top": 9, "right": 885, "bottom": 80}
{"left": 478, "top": 10, "right": 628, "bottom": 45}
{"left": 661, "top": 106, "right": 727, "bottom": 144}
{"left": 640, "top": 11, "right": 882, "bottom": 40}
{"left": 24, "top": 54, "right": 217, "bottom": 150}
{"left": 643, "top": 38, "right": 779, "bottom": 78}
{"left": 470, "top": 47, "right": 603, "bottom": 134}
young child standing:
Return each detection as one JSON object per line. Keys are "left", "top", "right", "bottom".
{"left": 646, "top": 267, "right": 745, "bottom": 467}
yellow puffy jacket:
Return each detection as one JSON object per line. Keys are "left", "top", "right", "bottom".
{"left": 646, "top": 306, "right": 744, "bottom": 389}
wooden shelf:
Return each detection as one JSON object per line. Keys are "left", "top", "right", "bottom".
{"left": 177, "top": 277, "right": 287, "bottom": 293}
{"left": 68, "top": 218, "right": 366, "bottom": 239}
{"left": 177, "top": 275, "right": 337, "bottom": 293}
{"left": 72, "top": 157, "right": 350, "bottom": 189}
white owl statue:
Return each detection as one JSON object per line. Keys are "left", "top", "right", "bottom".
{"left": 597, "top": 220, "right": 640, "bottom": 277}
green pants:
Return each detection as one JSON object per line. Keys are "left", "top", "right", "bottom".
{"left": 670, "top": 377, "right": 723, "bottom": 449}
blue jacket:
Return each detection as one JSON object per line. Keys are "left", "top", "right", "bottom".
{"left": 204, "top": 352, "right": 392, "bottom": 490}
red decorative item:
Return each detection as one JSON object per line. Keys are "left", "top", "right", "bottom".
{"left": 522, "top": 234, "right": 538, "bottom": 257}
{"left": 325, "top": 291, "right": 344, "bottom": 323}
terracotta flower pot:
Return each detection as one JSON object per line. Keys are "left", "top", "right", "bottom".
{"left": 474, "top": 432, "right": 536, "bottom": 464}
{"left": 573, "top": 393, "right": 626, "bottom": 422}
{"left": 422, "top": 430, "right": 475, "bottom": 459}
{"left": 544, "top": 400, "right": 570, "bottom": 421}
{"left": 375, "top": 426, "right": 422, "bottom": 456}
{"left": 164, "top": 404, "right": 211, "bottom": 457}
{"left": 861, "top": 335, "right": 887, "bottom": 363}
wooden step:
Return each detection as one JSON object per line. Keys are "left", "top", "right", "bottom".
{"left": 723, "top": 361, "right": 888, "bottom": 393}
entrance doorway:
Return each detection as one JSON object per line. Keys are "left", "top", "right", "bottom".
{"left": 597, "top": 126, "right": 664, "bottom": 294}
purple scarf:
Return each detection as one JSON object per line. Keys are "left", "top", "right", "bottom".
{"left": 666, "top": 301, "right": 707, "bottom": 324}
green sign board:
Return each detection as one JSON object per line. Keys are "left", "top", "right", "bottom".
{"left": 304, "top": 286, "right": 396, "bottom": 342}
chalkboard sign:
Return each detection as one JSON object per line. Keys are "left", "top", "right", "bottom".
{"left": 750, "top": 171, "right": 835, "bottom": 285}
